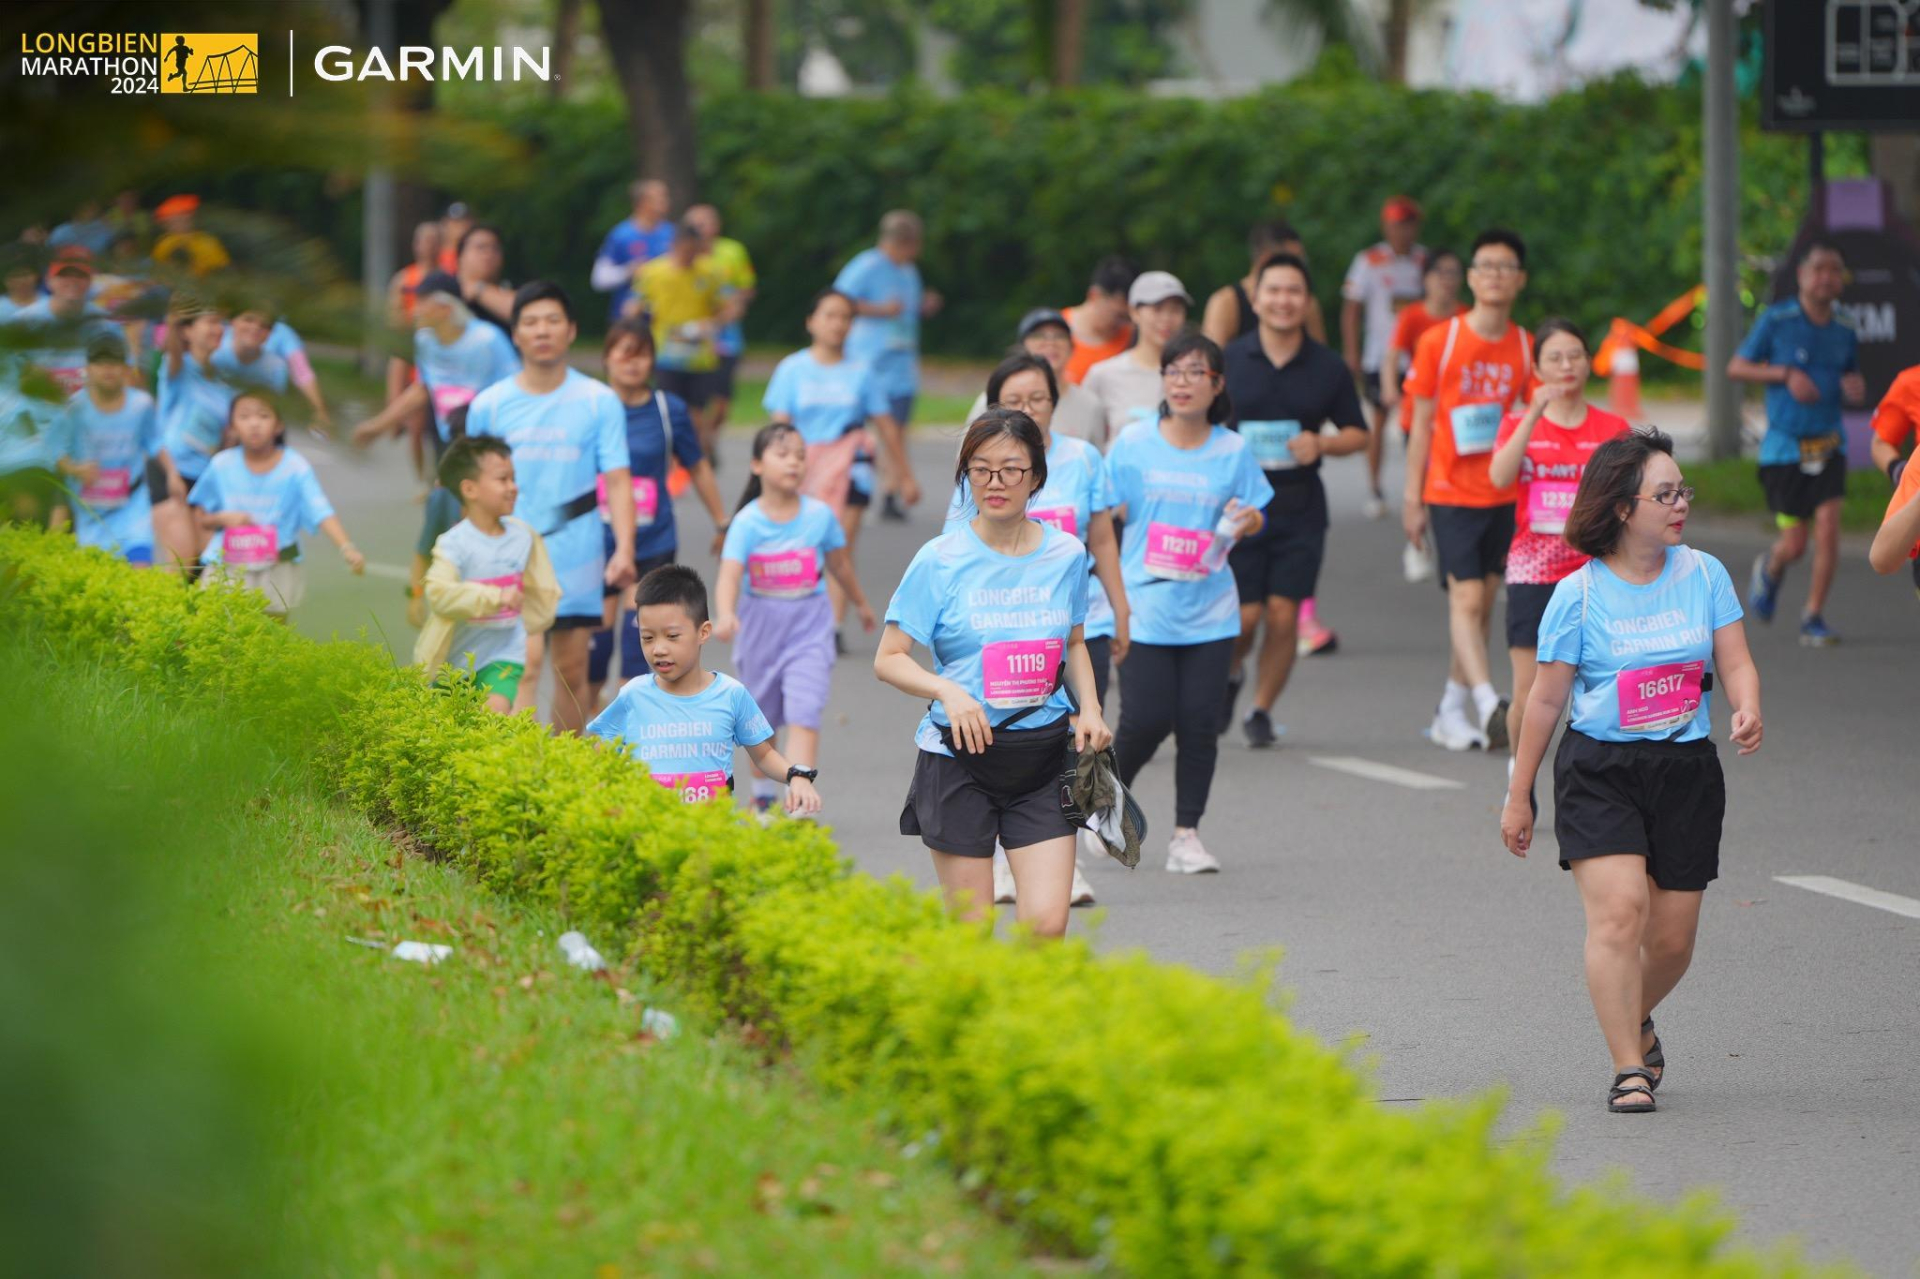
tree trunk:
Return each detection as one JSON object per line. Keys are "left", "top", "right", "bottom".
{"left": 744, "top": 0, "right": 777, "bottom": 90}
{"left": 1051, "top": 0, "right": 1086, "bottom": 88}
{"left": 1871, "top": 134, "right": 1920, "bottom": 227}
{"left": 597, "top": 0, "right": 699, "bottom": 202}
{"left": 551, "top": 0, "right": 583, "bottom": 99}
{"left": 1383, "top": 0, "right": 1412, "bottom": 85}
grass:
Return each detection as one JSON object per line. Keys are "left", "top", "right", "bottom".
{"left": 0, "top": 642, "right": 1046, "bottom": 1277}
{"left": 1684, "top": 456, "right": 1892, "bottom": 533}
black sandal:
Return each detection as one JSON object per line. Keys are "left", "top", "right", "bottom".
{"left": 1609, "top": 1067, "right": 1658, "bottom": 1114}
{"left": 1641, "top": 1016, "right": 1665, "bottom": 1091}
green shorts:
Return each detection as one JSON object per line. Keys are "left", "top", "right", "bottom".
{"left": 475, "top": 660, "right": 524, "bottom": 701}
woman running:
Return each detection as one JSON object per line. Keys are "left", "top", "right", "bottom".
{"left": 152, "top": 298, "right": 234, "bottom": 570}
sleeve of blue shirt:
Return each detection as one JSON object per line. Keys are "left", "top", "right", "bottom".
{"left": 594, "top": 388, "right": 632, "bottom": 475}
{"left": 137, "top": 397, "right": 161, "bottom": 458}
{"left": 1535, "top": 572, "right": 1584, "bottom": 667}
{"left": 187, "top": 464, "right": 220, "bottom": 511}
{"left": 885, "top": 541, "right": 942, "bottom": 645}
{"left": 1069, "top": 545, "right": 1090, "bottom": 627}
{"left": 762, "top": 356, "right": 796, "bottom": 417}
{"left": 731, "top": 680, "right": 775, "bottom": 747}
{"left": 719, "top": 511, "right": 753, "bottom": 565}
{"left": 1103, "top": 451, "right": 1137, "bottom": 515}
{"left": 667, "top": 396, "right": 703, "bottom": 467}
{"left": 1704, "top": 553, "right": 1744, "bottom": 631}
{"left": 1089, "top": 449, "right": 1115, "bottom": 511}
{"left": 861, "top": 365, "right": 891, "bottom": 419}
{"left": 819, "top": 504, "right": 848, "bottom": 553}
{"left": 584, "top": 694, "right": 630, "bottom": 749}
{"left": 464, "top": 389, "right": 494, "bottom": 439}
{"left": 297, "top": 462, "right": 336, "bottom": 533}
{"left": 1736, "top": 309, "right": 1775, "bottom": 364}
{"left": 832, "top": 253, "right": 876, "bottom": 301}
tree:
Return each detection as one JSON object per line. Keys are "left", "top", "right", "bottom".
{"left": 552, "top": 0, "right": 585, "bottom": 98}
{"left": 745, "top": 0, "right": 779, "bottom": 89}
{"left": 597, "top": 0, "right": 700, "bottom": 201}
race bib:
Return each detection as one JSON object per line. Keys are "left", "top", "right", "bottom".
{"left": 1798, "top": 433, "right": 1841, "bottom": 476}
{"left": 653, "top": 769, "right": 729, "bottom": 803}
{"left": 597, "top": 474, "right": 660, "bottom": 526}
{"left": 980, "top": 637, "right": 1064, "bottom": 709}
{"left": 222, "top": 524, "right": 279, "bottom": 566}
{"left": 1526, "top": 480, "right": 1578, "bottom": 534}
{"left": 472, "top": 572, "right": 522, "bottom": 623}
{"left": 1143, "top": 521, "right": 1212, "bottom": 581}
{"left": 429, "top": 384, "right": 476, "bottom": 420}
{"left": 1617, "top": 660, "right": 1705, "bottom": 734}
{"left": 747, "top": 548, "right": 819, "bottom": 598}
{"left": 49, "top": 366, "right": 85, "bottom": 396}
{"left": 80, "top": 466, "right": 131, "bottom": 509}
{"left": 1450, "top": 401, "right": 1503, "bottom": 455}
{"left": 1240, "top": 419, "right": 1302, "bottom": 470}
{"left": 1029, "top": 505, "right": 1078, "bottom": 537}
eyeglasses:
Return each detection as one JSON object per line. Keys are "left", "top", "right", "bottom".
{"left": 966, "top": 464, "right": 1032, "bottom": 487}
{"left": 1470, "top": 260, "right": 1522, "bottom": 275}
{"left": 1634, "top": 486, "right": 1694, "bottom": 507}
{"left": 996, "top": 396, "right": 1053, "bottom": 414}
{"left": 1163, "top": 364, "right": 1215, "bottom": 383}
{"left": 1539, "top": 352, "right": 1587, "bottom": 367}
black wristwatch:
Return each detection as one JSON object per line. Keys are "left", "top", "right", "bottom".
{"left": 786, "top": 765, "right": 818, "bottom": 783}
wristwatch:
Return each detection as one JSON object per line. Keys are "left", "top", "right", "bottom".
{"left": 786, "top": 765, "right": 819, "bottom": 783}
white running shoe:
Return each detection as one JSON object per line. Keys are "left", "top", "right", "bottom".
{"left": 1070, "top": 863, "right": 1096, "bottom": 906}
{"left": 1363, "top": 493, "right": 1388, "bottom": 520}
{"left": 992, "top": 854, "right": 1016, "bottom": 904}
{"left": 1427, "top": 705, "right": 1486, "bottom": 752}
{"left": 1165, "top": 827, "right": 1221, "bottom": 874}
{"left": 1402, "top": 542, "right": 1434, "bottom": 584}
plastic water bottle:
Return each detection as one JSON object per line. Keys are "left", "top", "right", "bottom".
{"left": 558, "top": 930, "right": 606, "bottom": 972}
{"left": 1199, "top": 501, "right": 1242, "bottom": 574}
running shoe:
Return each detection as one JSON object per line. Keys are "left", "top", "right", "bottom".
{"left": 1798, "top": 614, "right": 1839, "bottom": 647}
{"left": 1747, "top": 552, "right": 1780, "bottom": 623}
{"left": 1165, "top": 828, "right": 1221, "bottom": 874}
{"left": 992, "top": 855, "right": 1016, "bottom": 904}
{"left": 1427, "top": 704, "right": 1486, "bottom": 752}
{"left": 1479, "top": 696, "right": 1511, "bottom": 751}
{"left": 1243, "top": 707, "right": 1279, "bottom": 749}
{"left": 1070, "top": 863, "right": 1095, "bottom": 906}
{"left": 1220, "top": 666, "right": 1245, "bottom": 735}
{"left": 1363, "top": 492, "right": 1388, "bottom": 520}
{"left": 834, "top": 629, "right": 848, "bottom": 659}
{"left": 1403, "top": 542, "right": 1434, "bottom": 584}
{"left": 1297, "top": 623, "right": 1339, "bottom": 657}
{"left": 881, "top": 493, "right": 910, "bottom": 523}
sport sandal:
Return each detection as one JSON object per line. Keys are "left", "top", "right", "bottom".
{"left": 1641, "top": 1016, "right": 1665, "bottom": 1090}
{"left": 1608, "top": 1067, "right": 1658, "bottom": 1114}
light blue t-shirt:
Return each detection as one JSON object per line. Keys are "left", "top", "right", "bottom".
{"left": 464, "top": 368, "right": 631, "bottom": 620}
{"left": 12, "top": 299, "right": 117, "bottom": 395}
{"left": 945, "top": 432, "right": 1117, "bottom": 640}
{"left": 188, "top": 447, "right": 335, "bottom": 565}
{"left": 587, "top": 671, "right": 774, "bottom": 795}
{"left": 1102, "top": 419, "right": 1275, "bottom": 646}
{"left": 52, "top": 386, "right": 159, "bottom": 556}
{"left": 886, "top": 522, "right": 1089, "bottom": 757}
{"left": 414, "top": 321, "right": 521, "bottom": 442}
{"left": 1737, "top": 300, "right": 1860, "bottom": 466}
{"left": 833, "top": 248, "right": 921, "bottom": 397}
{"left": 156, "top": 353, "right": 237, "bottom": 480}
{"left": 210, "top": 340, "right": 289, "bottom": 393}
{"left": 1537, "top": 546, "right": 1744, "bottom": 744}
{"left": 264, "top": 320, "right": 307, "bottom": 363}
{"left": 762, "top": 349, "right": 891, "bottom": 447}
{"left": 432, "top": 516, "right": 537, "bottom": 673}
{"left": 0, "top": 372, "right": 63, "bottom": 474}
{"left": 721, "top": 495, "right": 846, "bottom": 598}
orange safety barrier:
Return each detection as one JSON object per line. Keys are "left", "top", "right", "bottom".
{"left": 1594, "top": 287, "right": 1707, "bottom": 420}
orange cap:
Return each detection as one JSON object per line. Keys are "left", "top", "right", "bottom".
{"left": 155, "top": 194, "right": 200, "bottom": 220}
{"left": 1382, "top": 195, "right": 1422, "bottom": 223}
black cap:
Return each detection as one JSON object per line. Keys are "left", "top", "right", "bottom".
{"left": 1016, "top": 307, "right": 1069, "bottom": 340}
{"left": 87, "top": 330, "right": 129, "bottom": 363}
{"left": 414, "top": 270, "right": 463, "bottom": 301}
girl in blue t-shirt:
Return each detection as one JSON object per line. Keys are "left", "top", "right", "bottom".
{"left": 1502, "top": 428, "right": 1762, "bottom": 1116}
{"left": 714, "top": 423, "right": 873, "bottom": 812}
{"left": 152, "top": 300, "right": 234, "bottom": 570}
{"left": 876, "top": 408, "right": 1110, "bottom": 939}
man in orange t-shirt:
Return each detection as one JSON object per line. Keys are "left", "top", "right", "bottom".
{"left": 1402, "top": 228, "right": 1532, "bottom": 752}
{"left": 1061, "top": 255, "right": 1136, "bottom": 384}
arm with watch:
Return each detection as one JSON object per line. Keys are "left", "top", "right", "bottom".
{"left": 742, "top": 738, "right": 822, "bottom": 815}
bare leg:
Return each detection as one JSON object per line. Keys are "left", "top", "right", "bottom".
{"left": 1446, "top": 576, "right": 1494, "bottom": 689}
{"left": 1640, "top": 884, "right": 1703, "bottom": 1017}
{"left": 1506, "top": 645, "right": 1537, "bottom": 758}
{"left": 1233, "top": 601, "right": 1261, "bottom": 671}
{"left": 931, "top": 850, "right": 995, "bottom": 925}
{"left": 1571, "top": 855, "right": 1654, "bottom": 1076}
{"left": 1004, "top": 836, "right": 1075, "bottom": 939}
{"left": 1766, "top": 518, "right": 1809, "bottom": 581}
{"left": 831, "top": 505, "right": 862, "bottom": 626}
{"left": 1807, "top": 498, "right": 1841, "bottom": 616}
{"left": 1251, "top": 595, "right": 1300, "bottom": 711}
{"left": 547, "top": 627, "right": 592, "bottom": 735}
{"left": 150, "top": 498, "right": 200, "bottom": 573}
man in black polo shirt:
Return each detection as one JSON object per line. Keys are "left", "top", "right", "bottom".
{"left": 1222, "top": 253, "right": 1368, "bottom": 747}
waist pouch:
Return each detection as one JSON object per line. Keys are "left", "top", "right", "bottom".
{"left": 937, "top": 716, "right": 1071, "bottom": 797}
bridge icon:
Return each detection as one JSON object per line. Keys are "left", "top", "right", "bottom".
{"left": 160, "top": 33, "right": 259, "bottom": 95}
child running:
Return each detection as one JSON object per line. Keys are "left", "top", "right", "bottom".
{"left": 414, "top": 435, "right": 560, "bottom": 713}
{"left": 588, "top": 565, "right": 824, "bottom": 815}
{"left": 189, "top": 391, "right": 364, "bottom": 615}
{"left": 713, "top": 423, "right": 873, "bottom": 813}
{"left": 51, "top": 332, "right": 160, "bottom": 565}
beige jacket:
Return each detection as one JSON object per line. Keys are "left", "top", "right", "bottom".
{"left": 412, "top": 517, "right": 561, "bottom": 672}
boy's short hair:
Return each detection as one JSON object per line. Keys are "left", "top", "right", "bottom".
{"left": 438, "top": 433, "right": 511, "bottom": 499}
{"left": 636, "top": 563, "right": 709, "bottom": 626}
{"left": 510, "top": 279, "right": 574, "bottom": 328}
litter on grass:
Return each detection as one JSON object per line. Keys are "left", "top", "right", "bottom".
{"left": 558, "top": 930, "right": 607, "bottom": 971}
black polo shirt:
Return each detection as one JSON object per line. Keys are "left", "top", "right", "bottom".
{"left": 1223, "top": 330, "right": 1365, "bottom": 536}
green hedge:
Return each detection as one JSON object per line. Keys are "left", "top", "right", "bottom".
{"left": 0, "top": 528, "right": 1839, "bottom": 1276}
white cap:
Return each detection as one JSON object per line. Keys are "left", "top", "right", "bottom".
{"left": 1128, "top": 270, "right": 1192, "bottom": 308}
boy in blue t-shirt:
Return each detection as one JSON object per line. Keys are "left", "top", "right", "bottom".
{"left": 587, "top": 565, "right": 823, "bottom": 815}
{"left": 1728, "top": 239, "right": 1866, "bottom": 645}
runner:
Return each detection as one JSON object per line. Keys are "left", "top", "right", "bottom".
{"left": 1486, "top": 319, "right": 1631, "bottom": 776}
{"left": 150, "top": 195, "right": 229, "bottom": 277}
{"left": 588, "top": 564, "right": 823, "bottom": 815}
{"left": 385, "top": 220, "right": 444, "bottom": 485}
{"left": 1083, "top": 270, "right": 1191, "bottom": 443}
{"left": 636, "top": 219, "right": 739, "bottom": 459}
{"left": 1867, "top": 363, "right": 1920, "bottom": 597}
{"left": 964, "top": 309, "right": 1104, "bottom": 447}
{"left": 1342, "top": 197, "right": 1429, "bottom": 518}
{"left": 833, "top": 210, "right": 940, "bottom": 523}
{"left": 189, "top": 391, "right": 365, "bottom": 616}
{"left": 222, "top": 312, "right": 333, "bottom": 435}
{"left": 684, "top": 203, "right": 756, "bottom": 442}
{"left": 1221, "top": 253, "right": 1368, "bottom": 748}
{"left": 1105, "top": 334, "right": 1271, "bottom": 872}
{"left": 51, "top": 332, "right": 159, "bottom": 565}
{"left": 349, "top": 272, "right": 520, "bottom": 459}
{"left": 153, "top": 298, "right": 234, "bottom": 569}
{"left": 875, "top": 408, "right": 1109, "bottom": 937}
{"left": 13, "top": 246, "right": 117, "bottom": 396}
{"left": 463, "top": 282, "right": 636, "bottom": 734}
{"left": 211, "top": 306, "right": 291, "bottom": 393}
{"left": 763, "top": 288, "right": 916, "bottom": 649}
{"left": 585, "top": 319, "right": 730, "bottom": 710}
{"left": 1727, "top": 240, "right": 1865, "bottom": 646}
{"left": 591, "top": 179, "right": 674, "bottom": 324}
{"left": 714, "top": 423, "right": 873, "bottom": 814}
{"left": 1061, "top": 256, "right": 1137, "bottom": 385}
{"left": 454, "top": 224, "right": 516, "bottom": 335}
{"left": 1402, "top": 228, "right": 1534, "bottom": 752}
{"left": 414, "top": 434, "right": 560, "bottom": 714}
{"left": 1380, "top": 249, "right": 1464, "bottom": 582}
{"left": 1503, "top": 428, "right": 1761, "bottom": 1115}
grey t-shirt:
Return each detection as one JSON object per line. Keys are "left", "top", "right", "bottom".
{"left": 1081, "top": 352, "right": 1163, "bottom": 446}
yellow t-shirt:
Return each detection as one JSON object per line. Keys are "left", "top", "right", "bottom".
{"left": 152, "top": 231, "right": 230, "bottom": 276}
{"left": 638, "top": 256, "right": 727, "bottom": 372}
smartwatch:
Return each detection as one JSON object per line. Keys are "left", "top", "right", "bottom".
{"left": 785, "top": 765, "right": 819, "bottom": 783}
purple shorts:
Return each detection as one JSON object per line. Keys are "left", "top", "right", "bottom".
{"left": 733, "top": 590, "right": 834, "bottom": 731}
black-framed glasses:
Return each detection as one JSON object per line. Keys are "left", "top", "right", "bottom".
{"left": 1634, "top": 486, "right": 1694, "bottom": 507}
{"left": 966, "top": 464, "right": 1032, "bottom": 487}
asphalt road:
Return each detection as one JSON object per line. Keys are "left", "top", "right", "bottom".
{"left": 293, "top": 402, "right": 1918, "bottom": 1276}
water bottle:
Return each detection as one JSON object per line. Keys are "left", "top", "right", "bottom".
{"left": 1199, "top": 500, "right": 1241, "bottom": 574}
{"left": 558, "top": 930, "right": 607, "bottom": 972}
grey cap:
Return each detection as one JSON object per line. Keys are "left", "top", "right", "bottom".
{"left": 1128, "top": 270, "right": 1191, "bottom": 308}
{"left": 1016, "top": 307, "right": 1069, "bottom": 340}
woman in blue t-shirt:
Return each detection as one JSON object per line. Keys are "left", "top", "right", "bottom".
{"left": 1502, "top": 428, "right": 1763, "bottom": 1116}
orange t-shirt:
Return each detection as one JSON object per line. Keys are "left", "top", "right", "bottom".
{"left": 1405, "top": 316, "right": 1532, "bottom": 508}
{"left": 1061, "top": 306, "right": 1133, "bottom": 385}
{"left": 1387, "top": 302, "right": 1455, "bottom": 432}
{"left": 1870, "top": 364, "right": 1920, "bottom": 452}
{"left": 1883, "top": 451, "right": 1920, "bottom": 561}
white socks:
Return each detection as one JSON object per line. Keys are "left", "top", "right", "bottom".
{"left": 1471, "top": 682, "right": 1501, "bottom": 724}
{"left": 1441, "top": 681, "right": 1470, "bottom": 715}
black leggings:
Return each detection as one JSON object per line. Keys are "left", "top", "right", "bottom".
{"left": 1115, "top": 637, "right": 1234, "bottom": 829}
{"left": 1084, "top": 634, "right": 1112, "bottom": 710}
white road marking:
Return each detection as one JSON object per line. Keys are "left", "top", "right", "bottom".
{"left": 1307, "top": 756, "right": 1465, "bottom": 791}
{"left": 1774, "top": 875, "right": 1920, "bottom": 921}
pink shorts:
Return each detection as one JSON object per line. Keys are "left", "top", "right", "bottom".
{"left": 800, "top": 429, "right": 869, "bottom": 520}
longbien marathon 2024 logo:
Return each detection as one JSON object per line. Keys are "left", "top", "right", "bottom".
{"left": 18, "top": 29, "right": 556, "bottom": 96}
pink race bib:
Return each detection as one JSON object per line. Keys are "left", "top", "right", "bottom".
{"left": 1617, "top": 660, "right": 1705, "bottom": 734}
{"left": 1526, "top": 480, "right": 1578, "bottom": 534}
{"left": 472, "top": 572, "right": 522, "bottom": 623}
{"left": 1029, "top": 506, "right": 1078, "bottom": 537}
{"left": 80, "top": 467, "right": 131, "bottom": 508}
{"left": 980, "top": 637, "right": 1064, "bottom": 709}
{"left": 597, "top": 475, "right": 660, "bottom": 526}
{"left": 1143, "top": 521, "right": 1212, "bottom": 581}
{"left": 653, "top": 769, "right": 728, "bottom": 803}
{"left": 747, "top": 548, "right": 819, "bottom": 598}
{"left": 430, "top": 384, "right": 476, "bottom": 419}
{"left": 223, "top": 524, "right": 279, "bottom": 566}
